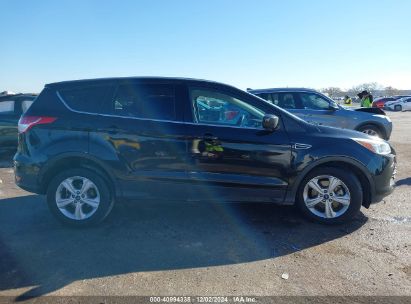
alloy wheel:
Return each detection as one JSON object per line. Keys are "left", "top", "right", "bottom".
{"left": 361, "top": 129, "right": 378, "bottom": 137}
{"left": 303, "top": 175, "right": 351, "bottom": 219}
{"left": 55, "top": 176, "right": 100, "bottom": 220}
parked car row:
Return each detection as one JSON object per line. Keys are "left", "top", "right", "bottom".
{"left": 13, "top": 77, "right": 396, "bottom": 227}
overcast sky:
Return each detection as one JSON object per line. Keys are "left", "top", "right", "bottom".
{"left": 1, "top": 0, "right": 410, "bottom": 93}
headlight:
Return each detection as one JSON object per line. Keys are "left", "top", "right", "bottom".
{"left": 353, "top": 138, "right": 391, "bottom": 155}
{"left": 374, "top": 114, "right": 391, "bottom": 122}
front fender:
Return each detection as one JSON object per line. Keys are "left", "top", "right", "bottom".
{"left": 283, "top": 156, "right": 375, "bottom": 205}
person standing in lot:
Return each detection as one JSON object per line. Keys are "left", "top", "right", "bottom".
{"left": 344, "top": 95, "right": 352, "bottom": 106}
{"left": 358, "top": 90, "right": 372, "bottom": 108}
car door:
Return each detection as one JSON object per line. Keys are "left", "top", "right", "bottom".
{"left": 80, "top": 80, "right": 190, "bottom": 200}
{"left": 183, "top": 85, "right": 292, "bottom": 203}
{"left": 295, "top": 92, "right": 349, "bottom": 128}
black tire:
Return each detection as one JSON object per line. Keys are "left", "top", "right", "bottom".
{"left": 46, "top": 168, "right": 114, "bottom": 227}
{"left": 296, "top": 167, "right": 363, "bottom": 224}
{"left": 357, "top": 124, "right": 383, "bottom": 138}
{"left": 394, "top": 105, "right": 402, "bottom": 111}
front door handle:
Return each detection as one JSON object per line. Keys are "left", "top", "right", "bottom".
{"left": 107, "top": 125, "right": 119, "bottom": 135}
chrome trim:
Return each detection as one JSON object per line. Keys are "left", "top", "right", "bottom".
{"left": 56, "top": 91, "right": 263, "bottom": 131}
{"left": 293, "top": 143, "right": 312, "bottom": 150}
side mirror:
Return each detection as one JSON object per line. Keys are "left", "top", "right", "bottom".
{"left": 262, "top": 114, "right": 279, "bottom": 131}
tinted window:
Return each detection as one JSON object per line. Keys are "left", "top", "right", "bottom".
{"left": 108, "top": 84, "right": 176, "bottom": 121}
{"left": 256, "top": 93, "right": 280, "bottom": 106}
{"left": 268, "top": 93, "right": 280, "bottom": 105}
{"left": 190, "top": 88, "right": 264, "bottom": 128}
{"left": 255, "top": 93, "right": 269, "bottom": 101}
{"left": 278, "top": 93, "right": 297, "bottom": 109}
{"left": 300, "top": 93, "right": 330, "bottom": 110}
{"left": 60, "top": 85, "right": 114, "bottom": 112}
{"left": 0, "top": 101, "right": 15, "bottom": 115}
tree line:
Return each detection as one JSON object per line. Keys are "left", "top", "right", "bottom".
{"left": 320, "top": 83, "right": 408, "bottom": 98}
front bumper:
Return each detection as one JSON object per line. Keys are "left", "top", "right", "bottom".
{"left": 369, "top": 153, "right": 396, "bottom": 204}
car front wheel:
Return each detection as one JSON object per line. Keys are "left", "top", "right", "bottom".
{"left": 357, "top": 124, "right": 383, "bottom": 138}
{"left": 394, "top": 105, "right": 402, "bottom": 111}
{"left": 46, "top": 168, "right": 114, "bottom": 227}
{"left": 297, "top": 167, "right": 363, "bottom": 224}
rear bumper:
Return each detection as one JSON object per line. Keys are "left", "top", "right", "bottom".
{"left": 13, "top": 153, "right": 43, "bottom": 194}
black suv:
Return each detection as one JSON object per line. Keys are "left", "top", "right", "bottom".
{"left": 14, "top": 77, "right": 396, "bottom": 226}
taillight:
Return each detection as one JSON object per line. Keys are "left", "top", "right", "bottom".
{"left": 18, "top": 116, "right": 57, "bottom": 133}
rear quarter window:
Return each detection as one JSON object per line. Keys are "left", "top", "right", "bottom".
{"left": 59, "top": 85, "right": 115, "bottom": 113}
{"left": 107, "top": 83, "right": 177, "bottom": 121}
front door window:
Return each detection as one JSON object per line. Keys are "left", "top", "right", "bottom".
{"left": 190, "top": 89, "right": 264, "bottom": 129}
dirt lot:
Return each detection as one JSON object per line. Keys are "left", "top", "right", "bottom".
{"left": 0, "top": 112, "right": 410, "bottom": 299}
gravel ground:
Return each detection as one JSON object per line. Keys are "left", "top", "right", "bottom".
{"left": 0, "top": 112, "right": 410, "bottom": 299}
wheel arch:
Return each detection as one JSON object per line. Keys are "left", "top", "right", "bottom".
{"left": 355, "top": 121, "right": 387, "bottom": 139}
{"left": 285, "top": 157, "right": 374, "bottom": 208}
{"left": 38, "top": 152, "right": 120, "bottom": 197}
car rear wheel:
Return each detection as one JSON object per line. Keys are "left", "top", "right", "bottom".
{"left": 46, "top": 168, "right": 114, "bottom": 227}
{"left": 297, "top": 167, "right": 363, "bottom": 224}
{"left": 357, "top": 124, "right": 382, "bottom": 138}
{"left": 394, "top": 105, "right": 402, "bottom": 111}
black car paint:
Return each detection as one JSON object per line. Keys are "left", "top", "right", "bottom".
{"left": 14, "top": 78, "right": 396, "bottom": 208}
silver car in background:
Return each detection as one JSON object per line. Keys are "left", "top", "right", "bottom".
{"left": 248, "top": 88, "right": 392, "bottom": 139}
{"left": 385, "top": 97, "right": 411, "bottom": 111}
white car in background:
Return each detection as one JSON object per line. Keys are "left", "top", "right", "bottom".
{"left": 385, "top": 97, "right": 411, "bottom": 111}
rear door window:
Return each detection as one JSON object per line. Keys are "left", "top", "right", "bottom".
{"left": 268, "top": 93, "right": 280, "bottom": 105}
{"left": 278, "top": 93, "right": 297, "bottom": 109}
{"left": 59, "top": 85, "right": 115, "bottom": 113}
{"left": 254, "top": 93, "right": 280, "bottom": 106}
{"left": 108, "top": 83, "right": 176, "bottom": 121}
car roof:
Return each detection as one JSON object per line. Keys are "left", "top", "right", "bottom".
{"left": 46, "top": 76, "right": 232, "bottom": 89}
{"left": 247, "top": 87, "right": 318, "bottom": 94}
